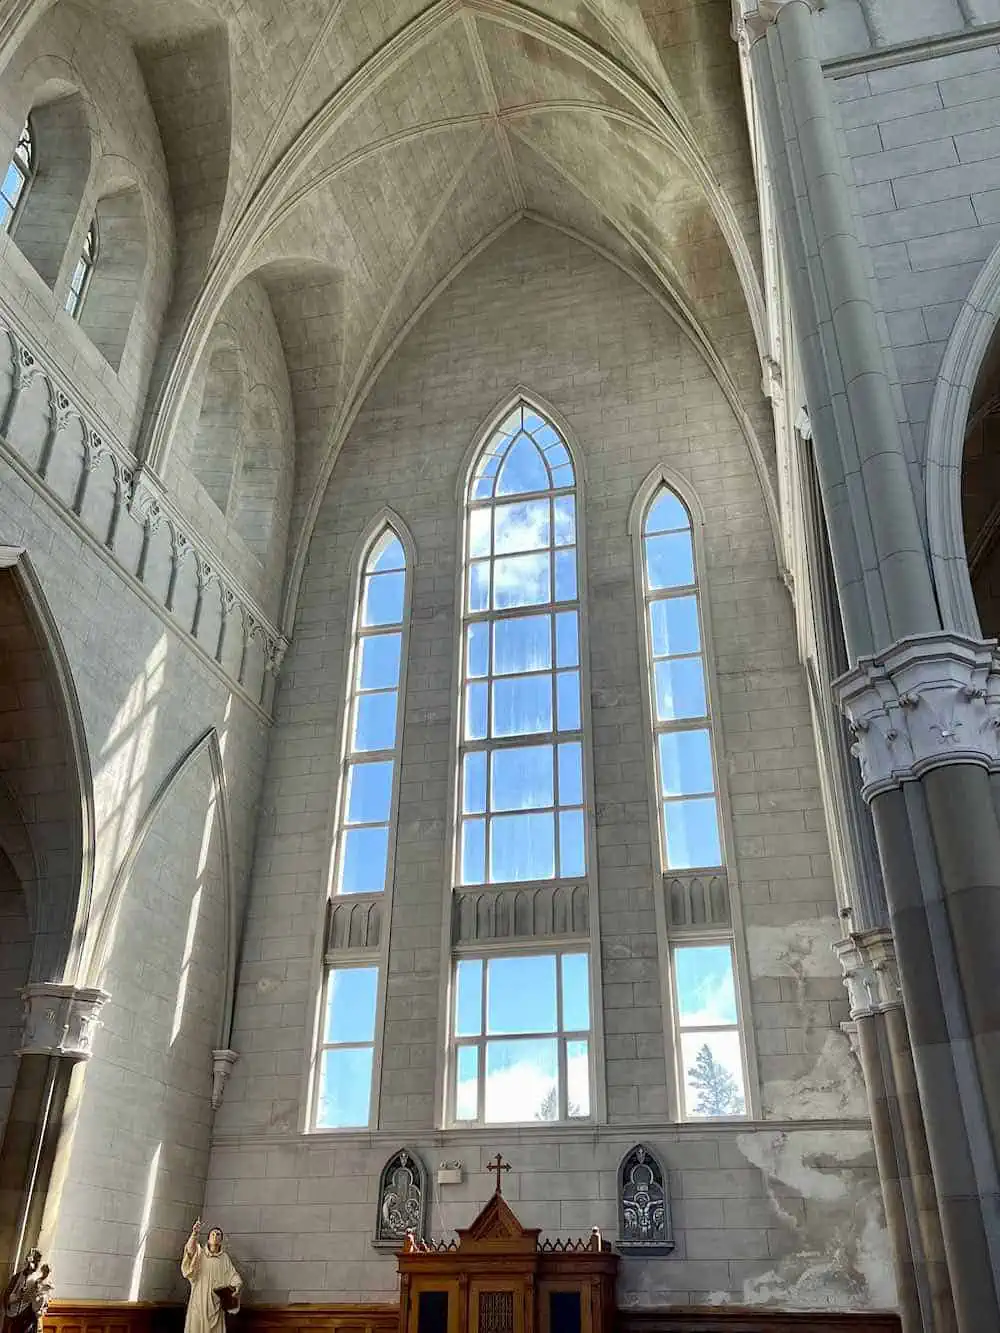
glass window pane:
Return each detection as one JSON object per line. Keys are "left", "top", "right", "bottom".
{"left": 664, "top": 797, "right": 722, "bottom": 870}
{"left": 496, "top": 434, "right": 549, "bottom": 496}
{"left": 557, "top": 742, "right": 583, "bottom": 805}
{"left": 469, "top": 508, "right": 491, "bottom": 558}
{"left": 455, "top": 1045, "right": 479, "bottom": 1120}
{"left": 552, "top": 463, "right": 574, "bottom": 489}
{"left": 558, "top": 809, "right": 586, "bottom": 878}
{"left": 553, "top": 495, "right": 575, "bottom": 547}
{"left": 554, "top": 549, "right": 577, "bottom": 601}
{"left": 461, "top": 817, "right": 486, "bottom": 885}
{"left": 557, "top": 671, "right": 581, "bottom": 731}
{"left": 645, "top": 531, "right": 694, "bottom": 591}
{"left": 339, "top": 825, "right": 389, "bottom": 893}
{"left": 658, "top": 729, "right": 714, "bottom": 797}
{"left": 491, "top": 745, "right": 553, "bottom": 812}
{"left": 353, "top": 691, "right": 397, "bottom": 751}
{"left": 463, "top": 751, "right": 487, "bottom": 814}
{"left": 645, "top": 490, "right": 690, "bottom": 535}
{"left": 493, "top": 615, "right": 551, "bottom": 676}
{"left": 358, "top": 632, "right": 401, "bottom": 690}
{"left": 680, "top": 1029, "right": 746, "bottom": 1118}
{"left": 494, "top": 499, "right": 550, "bottom": 553}
{"left": 490, "top": 811, "right": 555, "bottom": 882}
{"left": 455, "top": 959, "right": 483, "bottom": 1036}
{"left": 362, "top": 570, "right": 405, "bottom": 626}
{"left": 325, "top": 967, "right": 379, "bottom": 1043}
{"left": 561, "top": 954, "right": 590, "bottom": 1030}
{"left": 544, "top": 444, "right": 569, "bottom": 469}
{"left": 485, "top": 1038, "right": 558, "bottom": 1122}
{"left": 469, "top": 560, "right": 490, "bottom": 612}
{"left": 650, "top": 596, "right": 700, "bottom": 657}
{"left": 492, "top": 674, "right": 552, "bottom": 737}
{"left": 674, "top": 946, "right": 738, "bottom": 1027}
{"left": 345, "top": 760, "right": 393, "bottom": 824}
{"left": 493, "top": 553, "right": 550, "bottom": 609}
{"left": 317, "top": 1046, "right": 374, "bottom": 1128}
{"left": 466, "top": 622, "right": 488, "bottom": 678}
{"left": 566, "top": 1039, "right": 590, "bottom": 1117}
{"left": 655, "top": 658, "right": 707, "bottom": 721}
{"left": 555, "top": 611, "right": 579, "bottom": 667}
{"left": 465, "top": 682, "right": 488, "bottom": 740}
{"left": 487, "top": 954, "right": 557, "bottom": 1033}
{"left": 369, "top": 533, "right": 405, "bottom": 572}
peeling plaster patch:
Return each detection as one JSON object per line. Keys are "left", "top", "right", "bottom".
{"left": 734, "top": 1130, "right": 895, "bottom": 1311}
{"left": 747, "top": 917, "right": 846, "bottom": 979}
{"left": 764, "top": 1030, "right": 869, "bottom": 1119}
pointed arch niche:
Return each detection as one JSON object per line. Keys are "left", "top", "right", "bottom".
{"left": 618, "top": 1144, "right": 673, "bottom": 1254}
{"left": 444, "top": 395, "right": 604, "bottom": 1130}
{"left": 374, "top": 1147, "right": 428, "bottom": 1247}
{"left": 311, "top": 510, "right": 415, "bottom": 1133}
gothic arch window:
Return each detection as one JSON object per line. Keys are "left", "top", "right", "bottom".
{"left": 313, "top": 518, "right": 413, "bottom": 1130}
{"left": 375, "top": 1148, "right": 428, "bottom": 1247}
{"left": 1, "top": 119, "right": 34, "bottom": 233}
{"left": 632, "top": 473, "right": 748, "bottom": 1121}
{"left": 448, "top": 400, "right": 595, "bottom": 1126}
{"left": 65, "top": 216, "right": 97, "bottom": 319}
{"left": 618, "top": 1145, "right": 673, "bottom": 1254}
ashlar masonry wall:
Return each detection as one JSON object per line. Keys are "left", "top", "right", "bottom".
{"left": 206, "top": 220, "right": 889, "bottom": 1313}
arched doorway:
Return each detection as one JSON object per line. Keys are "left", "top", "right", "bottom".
{"left": 961, "top": 325, "right": 1000, "bottom": 638}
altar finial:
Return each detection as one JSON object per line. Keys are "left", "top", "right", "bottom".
{"left": 486, "top": 1153, "right": 511, "bottom": 1194}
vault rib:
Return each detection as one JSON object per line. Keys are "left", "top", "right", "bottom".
{"left": 461, "top": 9, "right": 524, "bottom": 211}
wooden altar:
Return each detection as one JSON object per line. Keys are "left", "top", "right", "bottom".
{"left": 396, "top": 1160, "right": 618, "bottom": 1333}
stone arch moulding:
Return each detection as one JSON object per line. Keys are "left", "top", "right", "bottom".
{"left": 83, "top": 726, "right": 238, "bottom": 1049}
{"left": 925, "top": 235, "right": 1000, "bottom": 638}
{"left": 0, "top": 544, "right": 95, "bottom": 983}
{"left": 456, "top": 386, "right": 589, "bottom": 505}
{"left": 618, "top": 1143, "right": 673, "bottom": 1254}
{"left": 627, "top": 460, "right": 707, "bottom": 537}
{"left": 374, "top": 1147, "right": 429, "bottom": 1248}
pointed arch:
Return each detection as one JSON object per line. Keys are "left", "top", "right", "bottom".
{"left": 0, "top": 546, "right": 95, "bottom": 983}
{"left": 618, "top": 1143, "right": 673, "bottom": 1253}
{"left": 457, "top": 388, "right": 588, "bottom": 505}
{"left": 925, "top": 236, "right": 1000, "bottom": 637}
{"left": 374, "top": 1147, "right": 429, "bottom": 1246}
{"left": 83, "top": 727, "right": 237, "bottom": 1049}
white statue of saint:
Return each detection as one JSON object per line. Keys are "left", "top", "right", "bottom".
{"left": 181, "top": 1218, "right": 242, "bottom": 1333}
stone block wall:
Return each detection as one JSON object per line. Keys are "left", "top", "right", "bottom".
{"left": 207, "top": 220, "right": 881, "bottom": 1311}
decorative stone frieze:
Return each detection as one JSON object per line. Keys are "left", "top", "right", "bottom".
{"left": 452, "top": 882, "right": 589, "bottom": 946}
{"left": 835, "top": 632, "right": 1000, "bottom": 801}
{"left": 211, "top": 1048, "right": 239, "bottom": 1109}
{"left": 834, "top": 929, "right": 901, "bottom": 1020}
{"left": 18, "top": 983, "right": 109, "bottom": 1060}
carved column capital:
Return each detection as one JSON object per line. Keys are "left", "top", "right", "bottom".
{"left": 211, "top": 1048, "right": 239, "bottom": 1109}
{"left": 18, "top": 983, "right": 110, "bottom": 1060}
{"left": 731, "top": 0, "right": 821, "bottom": 47}
{"left": 835, "top": 632, "right": 1000, "bottom": 801}
{"left": 834, "top": 928, "right": 902, "bottom": 1019}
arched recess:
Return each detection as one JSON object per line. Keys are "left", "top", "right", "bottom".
{"left": 0, "top": 799, "right": 33, "bottom": 1141}
{"left": 0, "top": 547, "right": 94, "bottom": 986}
{"left": 77, "top": 181, "right": 148, "bottom": 370}
{"left": 926, "top": 238, "right": 1000, "bottom": 637}
{"left": 8, "top": 78, "right": 93, "bottom": 289}
{"left": 83, "top": 727, "right": 238, "bottom": 1050}
{"left": 190, "top": 325, "right": 246, "bottom": 515}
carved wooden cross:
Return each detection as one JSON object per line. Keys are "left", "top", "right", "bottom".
{"left": 487, "top": 1153, "right": 511, "bottom": 1194}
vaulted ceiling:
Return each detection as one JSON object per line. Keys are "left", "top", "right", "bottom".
{"left": 8, "top": 0, "right": 772, "bottom": 629}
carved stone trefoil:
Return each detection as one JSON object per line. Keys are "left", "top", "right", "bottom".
{"left": 18, "top": 983, "right": 109, "bottom": 1060}
{"left": 375, "top": 1148, "right": 428, "bottom": 1248}
{"left": 618, "top": 1144, "right": 673, "bottom": 1254}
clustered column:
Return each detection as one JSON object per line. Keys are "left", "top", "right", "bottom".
{"left": 736, "top": 1, "right": 1000, "bottom": 1329}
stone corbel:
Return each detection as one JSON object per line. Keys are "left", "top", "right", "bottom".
{"left": 211, "top": 1048, "right": 239, "bottom": 1109}
{"left": 835, "top": 632, "right": 1000, "bottom": 801}
{"left": 18, "top": 983, "right": 109, "bottom": 1060}
{"left": 834, "top": 928, "right": 902, "bottom": 1019}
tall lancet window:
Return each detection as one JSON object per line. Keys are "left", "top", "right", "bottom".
{"left": 314, "top": 521, "right": 411, "bottom": 1130}
{"left": 1, "top": 120, "right": 34, "bottom": 232}
{"left": 451, "top": 401, "right": 593, "bottom": 1126}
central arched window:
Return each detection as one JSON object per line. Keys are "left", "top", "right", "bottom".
{"left": 0, "top": 120, "right": 33, "bottom": 233}
{"left": 458, "top": 402, "right": 585, "bottom": 887}
{"left": 449, "top": 400, "right": 593, "bottom": 1127}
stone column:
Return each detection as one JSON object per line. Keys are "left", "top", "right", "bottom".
{"left": 0, "top": 982, "right": 107, "bottom": 1269}
{"left": 734, "top": 2, "right": 1000, "bottom": 1325}
{"left": 836, "top": 931, "right": 955, "bottom": 1333}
